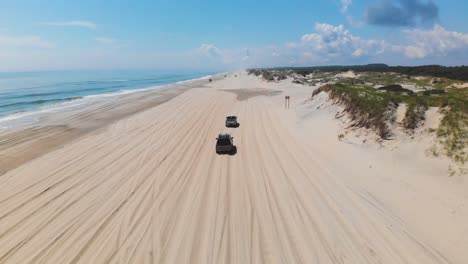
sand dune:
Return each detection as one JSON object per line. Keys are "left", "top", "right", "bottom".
{"left": 0, "top": 73, "right": 466, "bottom": 263}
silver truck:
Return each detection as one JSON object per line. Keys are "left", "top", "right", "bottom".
{"left": 225, "top": 116, "right": 239, "bottom": 128}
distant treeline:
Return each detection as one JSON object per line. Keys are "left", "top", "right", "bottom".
{"left": 257, "top": 64, "right": 468, "bottom": 81}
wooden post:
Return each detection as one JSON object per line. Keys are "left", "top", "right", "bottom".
{"left": 285, "top": 95, "right": 290, "bottom": 109}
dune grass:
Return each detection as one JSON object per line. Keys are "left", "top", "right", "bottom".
{"left": 312, "top": 84, "right": 396, "bottom": 139}
{"left": 314, "top": 83, "right": 468, "bottom": 168}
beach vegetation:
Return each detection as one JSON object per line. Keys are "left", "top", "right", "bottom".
{"left": 249, "top": 67, "right": 468, "bottom": 169}
{"left": 312, "top": 84, "right": 397, "bottom": 139}
{"left": 338, "top": 133, "right": 345, "bottom": 140}
{"left": 250, "top": 64, "right": 468, "bottom": 82}
{"left": 312, "top": 82, "right": 468, "bottom": 168}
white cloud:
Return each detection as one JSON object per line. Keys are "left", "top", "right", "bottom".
{"left": 43, "top": 21, "right": 96, "bottom": 30}
{"left": 198, "top": 44, "right": 222, "bottom": 58}
{"left": 271, "top": 23, "right": 468, "bottom": 65}
{"left": 189, "top": 24, "right": 390, "bottom": 68}
{"left": 96, "top": 37, "right": 115, "bottom": 44}
{"left": 296, "top": 23, "right": 386, "bottom": 60}
{"left": 126, "top": 24, "right": 468, "bottom": 69}
{"left": 401, "top": 24, "right": 468, "bottom": 58}
{"left": 341, "top": 0, "right": 352, "bottom": 13}
{"left": 2, "top": 22, "right": 468, "bottom": 72}
{"left": 352, "top": 48, "right": 365, "bottom": 57}
{"left": 0, "top": 35, "right": 55, "bottom": 48}
{"left": 403, "top": 46, "right": 426, "bottom": 59}
{"left": 346, "top": 15, "right": 364, "bottom": 27}
{"left": 302, "top": 23, "right": 353, "bottom": 48}
{"left": 285, "top": 42, "right": 298, "bottom": 48}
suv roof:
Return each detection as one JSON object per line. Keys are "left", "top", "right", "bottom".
{"left": 226, "top": 116, "right": 237, "bottom": 119}
{"left": 218, "top": 134, "right": 232, "bottom": 139}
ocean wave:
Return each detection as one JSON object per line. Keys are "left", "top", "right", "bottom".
{"left": 3, "top": 91, "right": 78, "bottom": 100}
{"left": 0, "top": 96, "right": 83, "bottom": 109}
{"left": 0, "top": 73, "right": 215, "bottom": 128}
{"left": 83, "top": 86, "right": 156, "bottom": 99}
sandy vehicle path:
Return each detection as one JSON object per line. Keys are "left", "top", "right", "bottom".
{"left": 0, "top": 83, "right": 455, "bottom": 263}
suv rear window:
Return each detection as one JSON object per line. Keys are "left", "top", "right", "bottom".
{"left": 217, "top": 138, "right": 231, "bottom": 146}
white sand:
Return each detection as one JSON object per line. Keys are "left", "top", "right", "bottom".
{"left": 336, "top": 70, "right": 357, "bottom": 79}
{"left": 454, "top": 82, "right": 468, "bottom": 88}
{"left": 0, "top": 72, "right": 466, "bottom": 263}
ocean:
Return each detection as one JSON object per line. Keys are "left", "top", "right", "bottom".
{"left": 0, "top": 70, "right": 215, "bottom": 128}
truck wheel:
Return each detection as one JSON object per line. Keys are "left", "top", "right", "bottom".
{"left": 230, "top": 146, "right": 237, "bottom": 155}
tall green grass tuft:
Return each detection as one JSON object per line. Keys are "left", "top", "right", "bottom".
{"left": 312, "top": 84, "right": 396, "bottom": 139}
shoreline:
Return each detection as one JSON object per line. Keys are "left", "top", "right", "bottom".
{"left": 0, "top": 73, "right": 216, "bottom": 129}
{"left": 0, "top": 73, "right": 223, "bottom": 174}
{"left": 0, "top": 72, "right": 467, "bottom": 262}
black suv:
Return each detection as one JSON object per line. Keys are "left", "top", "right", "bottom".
{"left": 225, "top": 116, "right": 239, "bottom": 127}
{"left": 215, "top": 134, "right": 237, "bottom": 154}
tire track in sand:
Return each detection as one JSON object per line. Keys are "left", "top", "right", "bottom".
{"left": 0, "top": 85, "right": 454, "bottom": 263}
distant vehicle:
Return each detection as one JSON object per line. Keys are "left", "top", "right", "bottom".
{"left": 216, "top": 134, "right": 236, "bottom": 154}
{"left": 209, "top": 79, "right": 213, "bottom": 82}
{"left": 225, "top": 116, "right": 239, "bottom": 127}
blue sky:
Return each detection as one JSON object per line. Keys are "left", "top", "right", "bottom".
{"left": 0, "top": 0, "right": 467, "bottom": 71}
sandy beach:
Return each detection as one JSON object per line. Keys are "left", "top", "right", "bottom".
{"left": 0, "top": 72, "right": 467, "bottom": 263}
